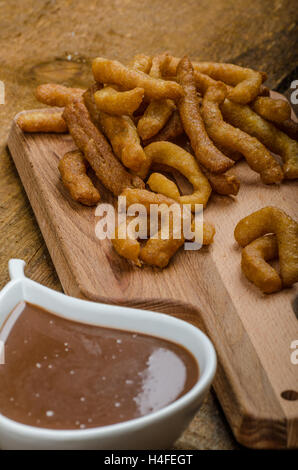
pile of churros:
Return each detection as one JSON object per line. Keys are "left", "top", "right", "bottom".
{"left": 16, "top": 53, "right": 298, "bottom": 292}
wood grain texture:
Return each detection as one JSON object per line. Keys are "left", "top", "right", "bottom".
{"left": 8, "top": 103, "right": 298, "bottom": 448}
{"left": 1, "top": 0, "right": 298, "bottom": 450}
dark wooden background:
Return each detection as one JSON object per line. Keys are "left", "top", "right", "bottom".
{"left": 0, "top": 0, "right": 297, "bottom": 449}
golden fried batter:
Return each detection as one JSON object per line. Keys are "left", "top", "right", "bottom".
{"left": 176, "top": 57, "right": 234, "bottom": 174}
{"left": 98, "top": 111, "right": 150, "bottom": 176}
{"left": 241, "top": 235, "right": 282, "bottom": 294}
{"left": 58, "top": 150, "right": 100, "bottom": 206}
{"left": 234, "top": 207, "right": 298, "bottom": 287}
{"left": 62, "top": 101, "right": 144, "bottom": 196}
{"left": 128, "top": 54, "right": 152, "bottom": 73}
{"left": 165, "top": 57, "right": 263, "bottom": 104}
{"left": 94, "top": 86, "right": 144, "bottom": 115}
{"left": 251, "top": 96, "right": 291, "bottom": 124}
{"left": 92, "top": 57, "right": 183, "bottom": 101}
{"left": 137, "top": 54, "right": 176, "bottom": 140}
{"left": 144, "top": 110, "right": 184, "bottom": 144}
{"left": 275, "top": 118, "right": 298, "bottom": 141}
{"left": 200, "top": 166, "right": 240, "bottom": 196}
{"left": 144, "top": 141, "right": 212, "bottom": 210}
{"left": 202, "top": 83, "right": 283, "bottom": 184}
{"left": 36, "top": 84, "right": 84, "bottom": 107}
{"left": 17, "top": 111, "right": 67, "bottom": 133}
{"left": 221, "top": 99, "right": 298, "bottom": 179}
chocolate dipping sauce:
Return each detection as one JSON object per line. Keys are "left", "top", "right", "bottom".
{"left": 0, "top": 302, "right": 199, "bottom": 430}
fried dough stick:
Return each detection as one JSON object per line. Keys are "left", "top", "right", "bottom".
{"left": 251, "top": 96, "right": 291, "bottom": 124}
{"left": 92, "top": 57, "right": 183, "bottom": 101}
{"left": 200, "top": 166, "right": 240, "bottom": 196}
{"left": 144, "top": 141, "right": 212, "bottom": 210}
{"left": 83, "top": 85, "right": 150, "bottom": 177}
{"left": 137, "top": 54, "right": 176, "bottom": 140}
{"left": 177, "top": 57, "right": 234, "bottom": 174}
{"left": 202, "top": 83, "right": 283, "bottom": 184}
{"left": 113, "top": 189, "right": 215, "bottom": 268}
{"left": 128, "top": 54, "right": 152, "bottom": 73}
{"left": 221, "top": 99, "right": 298, "bottom": 179}
{"left": 62, "top": 101, "right": 144, "bottom": 196}
{"left": 144, "top": 110, "right": 184, "bottom": 144}
{"left": 36, "top": 84, "right": 84, "bottom": 107}
{"left": 17, "top": 111, "right": 67, "bottom": 133}
{"left": 234, "top": 207, "right": 298, "bottom": 287}
{"left": 58, "top": 150, "right": 100, "bottom": 206}
{"left": 241, "top": 235, "right": 282, "bottom": 294}
{"left": 94, "top": 86, "right": 144, "bottom": 115}
{"left": 164, "top": 57, "right": 263, "bottom": 104}
{"left": 275, "top": 119, "right": 298, "bottom": 141}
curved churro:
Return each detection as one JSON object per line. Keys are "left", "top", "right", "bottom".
{"left": 94, "top": 86, "right": 144, "bottom": 115}
{"left": 144, "top": 141, "right": 212, "bottom": 210}
{"left": 200, "top": 166, "right": 240, "bottom": 196}
{"left": 176, "top": 57, "right": 234, "bottom": 174}
{"left": 165, "top": 57, "right": 263, "bottom": 104}
{"left": 144, "top": 110, "right": 184, "bottom": 144}
{"left": 17, "top": 111, "right": 67, "bottom": 133}
{"left": 36, "top": 83, "right": 84, "bottom": 107}
{"left": 58, "top": 150, "right": 100, "bottom": 206}
{"left": 251, "top": 96, "right": 291, "bottom": 124}
{"left": 84, "top": 85, "right": 150, "bottom": 177}
{"left": 147, "top": 173, "right": 181, "bottom": 201}
{"left": 62, "top": 101, "right": 144, "bottom": 196}
{"left": 113, "top": 189, "right": 215, "bottom": 268}
{"left": 92, "top": 57, "right": 183, "bottom": 101}
{"left": 137, "top": 54, "right": 176, "bottom": 140}
{"left": 241, "top": 235, "right": 282, "bottom": 294}
{"left": 275, "top": 118, "right": 298, "bottom": 141}
{"left": 128, "top": 54, "right": 152, "bottom": 73}
{"left": 234, "top": 207, "right": 298, "bottom": 287}
{"left": 202, "top": 83, "right": 283, "bottom": 184}
{"left": 221, "top": 99, "right": 298, "bottom": 179}
{"left": 98, "top": 112, "right": 150, "bottom": 175}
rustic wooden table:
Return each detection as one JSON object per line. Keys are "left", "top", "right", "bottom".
{"left": 0, "top": 0, "right": 297, "bottom": 450}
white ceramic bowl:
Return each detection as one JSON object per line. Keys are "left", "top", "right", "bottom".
{"left": 0, "top": 259, "right": 216, "bottom": 450}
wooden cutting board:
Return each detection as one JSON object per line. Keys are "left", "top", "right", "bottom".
{"left": 8, "top": 102, "right": 298, "bottom": 449}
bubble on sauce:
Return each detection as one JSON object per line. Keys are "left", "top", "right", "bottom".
{"left": 35, "top": 393, "right": 40, "bottom": 398}
{"left": 80, "top": 397, "right": 86, "bottom": 402}
{"left": 36, "top": 363, "right": 42, "bottom": 369}
{"left": 48, "top": 364, "right": 53, "bottom": 369}
{"left": 70, "top": 370, "right": 75, "bottom": 375}
{"left": 114, "top": 402, "right": 121, "bottom": 408}
{"left": 24, "top": 339, "right": 28, "bottom": 344}
{"left": 125, "top": 379, "right": 134, "bottom": 385}
{"left": 9, "top": 397, "right": 14, "bottom": 402}
{"left": 46, "top": 410, "right": 54, "bottom": 417}
{"left": 43, "top": 356, "right": 48, "bottom": 360}
{"left": 80, "top": 424, "right": 86, "bottom": 429}
{"left": 116, "top": 339, "right": 122, "bottom": 344}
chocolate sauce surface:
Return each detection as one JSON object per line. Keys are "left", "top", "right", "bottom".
{"left": 0, "top": 302, "right": 198, "bottom": 430}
